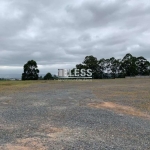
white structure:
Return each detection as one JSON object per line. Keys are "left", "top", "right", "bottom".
{"left": 58, "top": 69, "right": 68, "bottom": 78}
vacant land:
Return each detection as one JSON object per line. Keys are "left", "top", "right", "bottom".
{"left": 0, "top": 79, "right": 150, "bottom": 150}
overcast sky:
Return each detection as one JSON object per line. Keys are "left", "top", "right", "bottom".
{"left": 0, "top": 0, "right": 150, "bottom": 76}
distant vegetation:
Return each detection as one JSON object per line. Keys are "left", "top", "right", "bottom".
{"left": 43, "top": 72, "right": 53, "bottom": 80}
{"left": 21, "top": 60, "right": 57, "bottom": 80}
{"left": 72, "top": 53, "right": 150, "bottom": 79}
{"left": 21, "top": 53, "right": 150, "bottom": 80}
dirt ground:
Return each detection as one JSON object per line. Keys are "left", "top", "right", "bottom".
{"left": 0, "top": 79, "right": 150, "bottom": 149}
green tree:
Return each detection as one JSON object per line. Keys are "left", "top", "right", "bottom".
{"left": 44, "top": 72, "right": 53, "bottom": 80}
{"left": 72, "top": 53, "right": 150, "bottom": 79}
{"left": 98, "top": 58, "right": 106, "bottom": 78}
{"left": 136, "top": 56, "right": 150, "bottom": 75}
{"left": 76, "top": 64, "right": 86, "bottom": 72}
{"left": 22, "top": 60, "right": 39, "bottom": 80}
{"left": 83, "top": 55, "right": 99, "bottom": 78}
{"left": 109, "top": 58, "right": 122, "bottom": 78}
{"left": 53, "top": 75, "right": 58, "bottom": 80}
{"left": 121, "top": 53, "right": 137, "bottom": 76}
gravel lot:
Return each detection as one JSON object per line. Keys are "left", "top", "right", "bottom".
{"left": 0, "top": 79, "right": 150, "bottom": 150}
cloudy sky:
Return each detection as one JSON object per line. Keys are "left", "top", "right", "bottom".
{"left": 0, "top": 0, "right": 150, "bottom": 76}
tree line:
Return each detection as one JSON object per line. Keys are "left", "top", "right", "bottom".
{"left": 21, "top": 53, "right": 150, "bottom": 80}
{"left": 72, "top": 53, "right": 150, "bottom": 79}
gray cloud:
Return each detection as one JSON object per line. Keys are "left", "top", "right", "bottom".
{"left": 0, "top": 0, "right": 150, "bottom": 76}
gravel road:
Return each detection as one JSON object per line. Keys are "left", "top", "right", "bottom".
{"left": 0, "top": 81, "right": 150, "bottom": 150}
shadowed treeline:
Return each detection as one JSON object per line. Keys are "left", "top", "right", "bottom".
{"left": 72, "top": 53, "right": 150, "bottom": 79}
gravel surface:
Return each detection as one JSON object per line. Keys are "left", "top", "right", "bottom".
{"left": 0, "top": 80, "right": 150, "bottom": 150}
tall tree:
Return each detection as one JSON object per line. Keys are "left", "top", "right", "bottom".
{"left": 72, "top": 53, "right": 150, "bottom": 79}
{"left": 98, "top": 58, "right": 106, "bottom": 78}
{"left": 83, "top": 55, "right": 99, "bottom": 78}
{"left": 22, "top": 60, "right": 39, "bottom": 80}
{"left": 136, "top": 56, "right": 150, "bottom": 75}
{"left": 121, "top": 53, "right": 137, "bottom": 76}
{"left": 109, "top": 58, "right": 122, "bottom": 77}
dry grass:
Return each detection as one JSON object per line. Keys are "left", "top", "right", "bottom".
{"left": 0, "top": 80, "right": 59, "bottom": 94}
{"left": 92, "top": 79, "right": 150, "bottom": 112}
{"left": 0, "top": 81, "right": 36, "bottom": 93}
